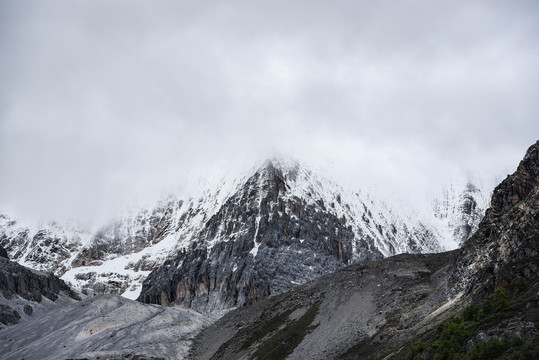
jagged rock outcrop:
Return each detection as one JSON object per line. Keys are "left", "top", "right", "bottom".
{"left": 0, "top": 254, "right": 80, "bottom": 327}
{"left": 138, "top": 159, "right": 445, "bottom": 311}
{"left": 0, "top": 257, "right": 79, "bottom": 304}
{"left": 0, "top": 216, "right": 90, "bottom": 276}
{"left": 452, "top": 140, "right": 539, "bottom": 296}
{"left": 0, "top": 245, "right": 8, "bottom": 259}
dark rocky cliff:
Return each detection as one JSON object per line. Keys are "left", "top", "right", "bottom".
{"left": 0, "top": 245, "right": 8, "bottom": 259}
{"left": 0, "top": 245, "right": 80, "bottom": 328}
{"left": 452, "top": 140, "right": 539, "bottom": 297}
{"left": 137, "top": 161, "right": 378, "bottom": 310}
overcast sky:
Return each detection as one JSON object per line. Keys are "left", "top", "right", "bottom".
{"left": 1, "top": 0, "right": 538, "bottom": 224}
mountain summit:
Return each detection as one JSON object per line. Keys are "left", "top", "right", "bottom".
{"left": 137, "top": 157, "right": 447, "bottom": 310}
{"left": 1, "top": 157, "right": 479, "bottom": 307}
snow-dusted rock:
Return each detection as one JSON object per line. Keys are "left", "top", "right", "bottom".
{"left": 138, "top": 158, "right": 450, "bottom": 311}
{"left": 1, "top": 157, "right": 482, "bottom": 308}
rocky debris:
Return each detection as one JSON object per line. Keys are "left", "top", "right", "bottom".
{"left": 0, "top": 304, "right": 21, "bottom": 326}
{"left": 0, "top": 294, "right": 217, "bottom": 360}
{"left": 77, "top": 272, "right": 130, "bottom": 296}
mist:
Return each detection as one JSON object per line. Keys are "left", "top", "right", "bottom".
{"left": 1, "top": 0, "right": 538, "bottom": 224}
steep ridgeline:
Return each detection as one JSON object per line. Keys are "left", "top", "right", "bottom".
{"left": 61, "top": 182, "right": 243, "bottom": 299}
{"left": 0, "top": 189, "right": 236, "bottom": 299}
{"left": 1, "top": 158, "right": 450, "bottom": 307}
{"left": 189, "top": 141, "right": 539, "bottom": 360}
{"left": 452, "top": 140, "right": 539, "bottom": 296}
{"left": 433, "top": 181, "right": 491, "bottom": 247}
{"left": 138, "top": 159, "right": 446, "bottom": 311}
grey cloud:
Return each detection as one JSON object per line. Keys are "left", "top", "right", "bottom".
{"left": 0, "top": 0, "right": 538, "bottom": 222}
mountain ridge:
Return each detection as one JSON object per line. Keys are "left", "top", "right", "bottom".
{"left": 188, "top": 140, "right": 539, "bottom": 359}
{"left": 0, "top": 156, "right": 487, "bottom": 308}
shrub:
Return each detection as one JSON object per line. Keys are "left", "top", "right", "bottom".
{"left": 481, "top": 287, "right": 509, "bottom": 315}
{"left": 406, "top": 341, "right": 427, "bottom": 360}
{"left": 513, "top": 277, "right": 530, "bottom": 293}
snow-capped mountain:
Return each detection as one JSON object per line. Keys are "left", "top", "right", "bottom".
{"left": 137, "top": 158, "right": 449, "bottom": 311}
{"left": 432, "top": 180, "right": 491, "bottom": 247}
{"left": 0, "top": 215, "right": 92, "bottom": 275}
{"left": 0, "top": 157, "right": 485, "bottom": 309}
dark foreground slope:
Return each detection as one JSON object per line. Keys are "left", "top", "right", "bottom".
{"left": 190, "top": 251, "right": 459, "bottom": 360}
{"left": 190, "top": 141, "right": 539, "bottom": 360}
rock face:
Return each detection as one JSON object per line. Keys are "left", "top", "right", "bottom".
{"left": 188, "top": 140, "right": 539, "bottom": 360}
{"left": 0, "top": 216, "right": 91, "bottom": 276}
{"left": 1, "top": 157, "right": 457, "bottom": 306}
{"left": 0, "top": 254, "right": 80, "bottom": 328}
{"left": 0, "top": 245, "right": 8, "bottom": 259}
{"left": 138, "top": 159, "right": 446, "bottom": 311}
{"left": 189, "top": 251, "right": 461, "bottom": 360}
{"left": 452, "top": 140, "right": 539, "bottom": 295}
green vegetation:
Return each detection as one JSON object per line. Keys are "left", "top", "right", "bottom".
{"left": 406, "top": 282, "right": 539, "bottom": 360}
{"left": 210, "top": 307, "right": 296, "bottom": 360}
{"left": 210, "top": 301, "right": 321, "bottom": 360}
{"left": 241, "top": 308, "right": 296, "bottom": 350}
{"left": 512, "top": 277, "right": 530, "bottom": 293}
{"left": 252, "top": 301, "right": 320, "bottom": 360}
{"left": 406, "top": 341, "right": 427, "bottom": 360}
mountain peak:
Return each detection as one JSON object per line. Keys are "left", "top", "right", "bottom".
{"left": 490, "top": 140, "right": 539, "bottom": 215}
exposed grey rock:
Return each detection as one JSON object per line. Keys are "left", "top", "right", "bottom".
{"left": 0, "top": 304, "right": 20, "bottom": 326}
{"left": 451, "top": 140, "right": 539, "bottom": 296}
{"left": 0, "top": 245, "right": 8, "bottom": 259}
{"left": 0, "top": 295, "right": 217, "bottom": 360}
{"left": 2, "top": 157, "right": 452, "bottom": 303}
{"left": 23, "top": 304, "right": 32, "bottom": 315}
{"left": 0, "top": 255, "right": 80, "bottom": 326}
{"left": 0, "top": 257, "right": 79, "bottom": 303}
{"left": 138, "top": 159, "right": 448, "bottom": 311}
